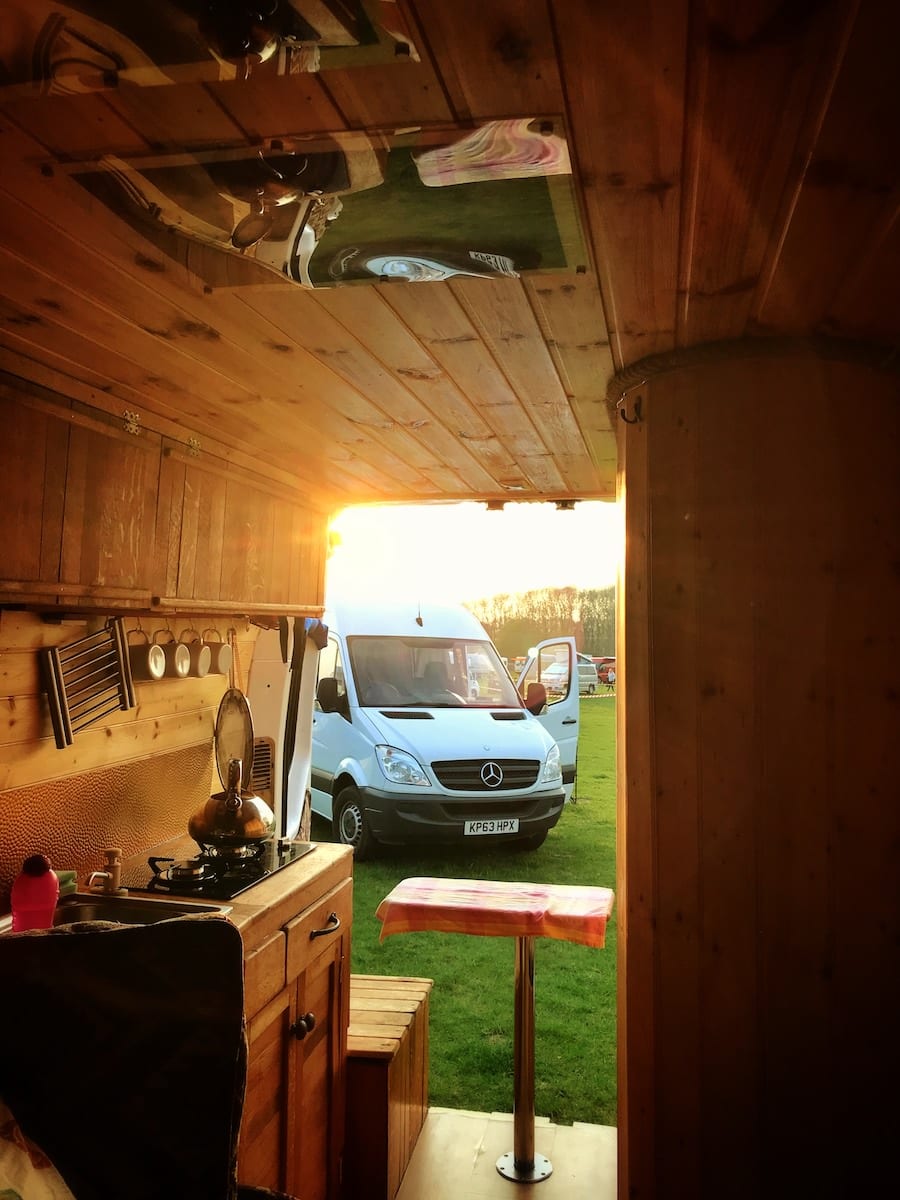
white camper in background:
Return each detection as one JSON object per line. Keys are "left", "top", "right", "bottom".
{"left": 304, "top": 599, "right": 579, "bottom": 857}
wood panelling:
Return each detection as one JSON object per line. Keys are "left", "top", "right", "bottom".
{"left": 205, "top": 75, "right": 344, "bottom": 140}
{"left": 0, "top": 388, "right": 159, "bottom": 597}
{"left": 615, "top": 405, "right": 655, "bottom": 1200}
{"left": 2, "top": 377, "right": 329, "bottom": 611}
{"left": 0, "top": 611, "right": 257, "bottom": 788}
{"left": 0, "top": 397, "right": 68, "bottom": 582}
{"left": 677, "top": 0, "right": 853, "bottom": 344}
{"left": 752, "top": 0, "right": 900, "bottom": 338}
{"left": 0, "top": 576, "right": 251, "bottom": 903}
{"left": 693, "top": 366, "right": 760, "bottom": 1187}
{"left": 0, "top": 2, "right": 895, "bottom": 510}
{"left": 318, "top": 51, "right": 453, "bottom": 128}
{"left": 554, "top": 0, "right": 688, "bottom": 366}
{"left": 410, "top": 0, "right": 564, "bottom": 121}
{"left": 102, "top": 81, "right": 246, "bottom": 151}
{"left": 60, "top": 406, "right": 159, "bottom": 590}
{"left": 1, "top": 91, "right": 152, "bottom": 158}
{"left": 620, "top": 352, "right": 900, "bottom": 1197}
{"left": 1, "top": 5, "right": 899, "bottom": 1197}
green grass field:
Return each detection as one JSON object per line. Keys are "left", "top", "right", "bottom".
{"left": 311, "top": 698, "right": 617, "bottom": 1126}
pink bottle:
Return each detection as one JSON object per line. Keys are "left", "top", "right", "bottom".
{"left": 11, "top": 854, "right": 60, "bottom": 932}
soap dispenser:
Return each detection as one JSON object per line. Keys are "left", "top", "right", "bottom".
{"left": 11, "top": 854, "right": 60, "bottom": 931}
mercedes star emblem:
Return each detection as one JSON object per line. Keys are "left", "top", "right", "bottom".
{"left": 480, "top": 761, "right": 503, "bottom": 788}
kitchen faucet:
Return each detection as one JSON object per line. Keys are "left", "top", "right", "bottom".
{"left": 87, "top": 847, "right": 128, "bottom": 895}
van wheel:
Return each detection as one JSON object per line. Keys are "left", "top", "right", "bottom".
{"left": 334, "top": 786, "right": 377, "bottom": 860}
{"left": 587, "top": 683, "right": 596, "bottom": 695}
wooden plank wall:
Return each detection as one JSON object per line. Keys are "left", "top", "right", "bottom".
{"left": 0, "top": 610, "right": 259, "bottom": 904}
{"left": 619, "top": 352, "right": 900, "bottom": 1197}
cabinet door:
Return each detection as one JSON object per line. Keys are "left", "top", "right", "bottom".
{"left": 242, "top": 986, "right": 292, "bottom": 1193}
{"left": 2, "top": 392, "right": 159, "bottom": 600}
{"left": 157, "top": 442, "right": 327, "bottom": 608}
{"left": 285, "top": 878, "right": 352, "bottom": 1200}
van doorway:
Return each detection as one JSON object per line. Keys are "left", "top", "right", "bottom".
{"left": 315, "top": 500, "right": 621, "bottom": 1194}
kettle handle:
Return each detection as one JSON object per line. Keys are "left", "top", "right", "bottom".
{"left": 226, "top": 758, "right": 243, "bottom": 811}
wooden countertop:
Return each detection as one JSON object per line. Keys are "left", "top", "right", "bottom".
{"left": 0, "top": 839, "right": 353, "bottom": 947}
{"left": 119, "top": 836, "right": 354, "bottom": 954}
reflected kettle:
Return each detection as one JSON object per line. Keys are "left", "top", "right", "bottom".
{"left": 188, "top": 757, "right": 275, "bottom": 850}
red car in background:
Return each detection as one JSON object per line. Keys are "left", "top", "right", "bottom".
{"left": 592, "top": 657, "right": 616, "bottom": 684}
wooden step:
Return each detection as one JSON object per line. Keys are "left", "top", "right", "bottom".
{"left": 344, "top": 974, "right": 434, "bottom": 1200}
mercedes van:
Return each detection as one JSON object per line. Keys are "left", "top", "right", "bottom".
{"left": 306, "top": 600, "right": 579, "bottom": 857}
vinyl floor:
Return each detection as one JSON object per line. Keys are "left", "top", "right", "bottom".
{"left": 395, "top": 1108, "right": 617, "bottom": 1200}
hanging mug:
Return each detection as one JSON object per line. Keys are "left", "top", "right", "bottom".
{"left": 202, "top": 628, "right": 233, "bottom": 677}
{"left": 152, "top": 630, "right": 190, "bottom": 679}
{"left": 127, "top": 629, "right": 166, "bottom": 682}
{"left": 178, "top": 629, "right": 212, "bottom": 679}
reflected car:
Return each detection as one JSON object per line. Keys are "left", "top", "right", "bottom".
{"left": 540, "top": 662, "right": 570, "bottom": 694}
{"left": 577, "top": 658, "right": 599, "bottom": 694}
{"left": 542, "top": 660, "right": 598, "bottom": 695}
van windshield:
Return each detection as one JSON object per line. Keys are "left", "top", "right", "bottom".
{"left": 347, "top": 636, "right": 522, "bottom": 709}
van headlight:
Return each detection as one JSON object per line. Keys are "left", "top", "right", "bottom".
{"left": 375, "top": 745, "right": 430, "bottom": 786}
{"left": 541, "top": 743, "right": 562, "bottom": 783}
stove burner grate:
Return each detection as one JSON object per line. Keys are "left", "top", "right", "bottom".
{"left": 143, "top": 840, "right": 316, "bottom": 901}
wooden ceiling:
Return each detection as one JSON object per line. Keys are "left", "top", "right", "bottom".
{"left": 0, "top": 1, "right": 896, "bottom": 513}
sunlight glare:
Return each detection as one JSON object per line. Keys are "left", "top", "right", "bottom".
{"left": 326, "top": 501, "right": 622, "bottom": 604}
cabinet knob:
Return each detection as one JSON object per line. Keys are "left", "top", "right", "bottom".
{"left": 290, "top": 1011, "right": 317, "bottom": 1040}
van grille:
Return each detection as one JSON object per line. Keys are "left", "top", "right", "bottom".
{"left": 430, "top": 758, "right": 540, "bottom": 791}
{"left": 439, "top": 799, "right": 540, "bottom": 818}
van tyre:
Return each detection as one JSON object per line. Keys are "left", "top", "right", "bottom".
{"left": 334, "top": 785, "right": 377, "bottom": 860}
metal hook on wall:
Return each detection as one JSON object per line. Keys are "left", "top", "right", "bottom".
{"left": 617, "top": 379, "right": 646, "bottom": 424}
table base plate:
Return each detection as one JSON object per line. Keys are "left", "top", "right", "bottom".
{"left": 496, "top": 1151, "right": 553, "bottom": 1183}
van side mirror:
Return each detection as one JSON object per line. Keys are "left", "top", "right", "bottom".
{"left": 317, "top": 677, "right": 340, "bottom": 713}
{"left": 524, "top": 682, "right": 547, "bottom": 714}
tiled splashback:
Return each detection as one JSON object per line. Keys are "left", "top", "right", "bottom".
{"left": 1, "top": 743, "right": 215, "bottom": 911}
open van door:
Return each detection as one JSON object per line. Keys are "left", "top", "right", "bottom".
{"left": 516, "top": 637, "right": 580, "bottom": 802}
{"left": 247, "top": 618, "right": 327, "bottom": 840}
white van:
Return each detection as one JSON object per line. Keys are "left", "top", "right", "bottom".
{"left": 304, "top": 600, "right": 579, "bottom": 857}
{"left": 577, "top": 653, "right": 600, "bottom": 694}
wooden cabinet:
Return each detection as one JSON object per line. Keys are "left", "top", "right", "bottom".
{"left": 155, "top": 441, "right": 327, "bottom": 611}
{"left": 0, "top": 389, "right": 160, "bottom": 602}
{"left": 240, "top": 872, "right": 353, "bottom": 1200}
{"left": 2, "top": 378, "right": 328, "bottom": 614}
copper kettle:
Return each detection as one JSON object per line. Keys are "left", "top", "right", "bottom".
{"left": 188, "top": 757, "right": 275, "bottom": 850}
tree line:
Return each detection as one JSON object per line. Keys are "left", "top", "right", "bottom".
{"left": 467, "top": 586, "right": 615, "bottom": 660}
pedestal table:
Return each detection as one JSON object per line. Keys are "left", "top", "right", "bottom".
{"left": 375, "top": 876, "right": 615, "bottom": 1184}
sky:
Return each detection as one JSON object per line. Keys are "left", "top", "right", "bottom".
{"left": 325, "top": 500, "right": 622, "bottom": 605}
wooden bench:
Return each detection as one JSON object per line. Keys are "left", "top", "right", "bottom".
{"left": 343, "top": 974, "right": 433, "bottom": 1200}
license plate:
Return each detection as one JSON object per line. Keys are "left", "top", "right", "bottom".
{"left": 464, "top": 818, "right": 520, "bottom": 836}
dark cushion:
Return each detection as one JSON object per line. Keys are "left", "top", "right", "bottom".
{"left": 0, "top": 915, "right": 248, "bottom": 1200}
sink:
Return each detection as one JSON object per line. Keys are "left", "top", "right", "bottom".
{"left": 53, "top": 893, "right": 231, "bottom": 926}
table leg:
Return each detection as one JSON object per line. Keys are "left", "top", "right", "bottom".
{"left": 496, "top": 935, "right": 553, "bottom": 1183}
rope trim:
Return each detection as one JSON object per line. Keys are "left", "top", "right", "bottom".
{"left": 605, "top": 335, "right": 900, "bottom": 415}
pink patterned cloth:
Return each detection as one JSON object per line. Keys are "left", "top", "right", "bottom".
{"left": 375, "top": 877, "right": 614, "bottom": 948}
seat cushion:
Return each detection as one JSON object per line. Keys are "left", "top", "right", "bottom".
{"left": 0, "top": 915, "right": 246, "bottom": 1200}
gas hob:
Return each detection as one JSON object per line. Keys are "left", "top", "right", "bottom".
{"left": 125, "top": 837, "right": 317, "bottom": 902}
